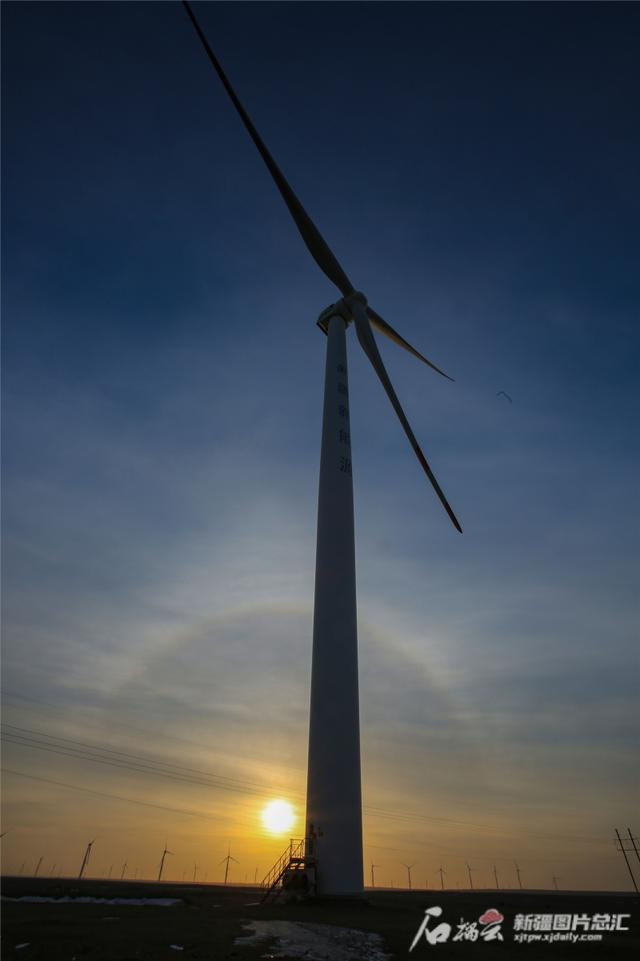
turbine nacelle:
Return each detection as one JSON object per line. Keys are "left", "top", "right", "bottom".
{"left": 316, "top": 293, "right": 367, "bottom": 334}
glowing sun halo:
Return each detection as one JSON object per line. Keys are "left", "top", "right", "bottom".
{"left": 262, "top": 799, "right": 295, "bottom": 835}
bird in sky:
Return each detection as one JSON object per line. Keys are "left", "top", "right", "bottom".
{"left": 497, "top": 390, "right": 513, "bottom": 403}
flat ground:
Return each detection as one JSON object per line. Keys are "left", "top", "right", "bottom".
{"left": 1, "top": 876, "right": 637, "bottom": 960}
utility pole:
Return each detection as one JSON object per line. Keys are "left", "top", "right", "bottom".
{"left": 78, "top": 840, "right": 94, "bottom": 880}
{"left": 627, "top": 828, "right": 640, "bottom": 865}
{"left": 34, "top": 856, "right": 43, "bottom": 877}
{"left": 466, "top": 862, "right": 475, "bottom": 890}
{"left": 370, "top": 864, "right": 377, "bottom": 888}
{"left": 493, "top": 864, "right": 499, "bottom": 890}
{"left": 615, "top": 829, "right": 639, "bottom": 893}
{"left": 514, "top": 861, "right": 523, "bottom": 890}
{"left": 552, "top": 875, "right": 559, "bottom": 891}
{"left": 438, "top": 866, "right": 446, "bottom": 891}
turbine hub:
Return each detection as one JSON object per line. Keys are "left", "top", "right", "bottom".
{"left": 316, "top": 293, "right": 367, "bottom": 335}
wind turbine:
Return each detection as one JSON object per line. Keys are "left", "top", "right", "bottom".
{"left": 34, "top": 855, "right": 43, "bottom": 877}
{"left": 158, "top": 842, "right": 173, "bottom": 882}
{"left": 121, "top": 861, "right": 128, "bottom": 880}
{"left": 514, "top": 860, "right": 523, "bottom": 890}
{"left": 78, "top": 840, "right": 95, "bottom": 879}
{"left": 552, "top": 875, "right": 560, "bottom": 891}
{"left": 182, "top": 1, "right": 462, "bottom": 897}
{"left": 402, "top": 862, "right": 415, "bottom": 891}
{"left": 493, "top": 863, "right": 500, "bottom": 890}
{"left": 437, "top": 866, "right": 446, "bottom": 891}
{"left": 370, "top": 863, "right": 377, "bottom": 888}
{"left": 466, "top": 862, "right": 475, "bottom": 890}
{"left": 220, "top": 843, "right": 238, "bottom": 885}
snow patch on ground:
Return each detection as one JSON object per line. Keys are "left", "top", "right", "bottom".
{"left": 235, "top": 920, "right": 392, "bottom": 961}
{"left": 2, "top": 896, "right": 182, "bottom": 906}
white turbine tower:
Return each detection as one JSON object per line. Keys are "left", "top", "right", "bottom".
{"left": 182, "top": 2, "right": 462, "bottom": 898}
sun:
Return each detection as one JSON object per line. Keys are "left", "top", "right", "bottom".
{"left": 261, "top": 799, "right": 295, "bottom": 835}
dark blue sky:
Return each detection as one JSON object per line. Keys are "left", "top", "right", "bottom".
{"left": 2, "top": 2, "right": 639, "bottom": 887}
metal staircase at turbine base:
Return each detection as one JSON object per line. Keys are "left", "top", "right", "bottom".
{"left": 260, "top": 838, "right": 316, "bottom": 902}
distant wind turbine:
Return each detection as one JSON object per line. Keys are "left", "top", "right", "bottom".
{"left": 34, "top": 855, "right": 43, "bottom": 877}
{"left": 121, "top": 861, "right": 128, "bottom": 880}
{"left": 220, "top": 843, "right": 238, "bottom": 885}
{"left": 466, "top": 862, "right": 475, "bottom": 890}
{"left": 370, "top": 864, "right": 378, "bottom": 888}
{"left": 514, "top": 861, "right": 523, "bottom": 890}
{"left": 181, "top": 0, "right": 463, "bottom": 900}
{"left": 552, "top": 875, "right": 560, "bottom": 891}
{"left": 402, "top": 863, "right": 415, "bottom": 890}
{"left": 438, "top": 866, "right": 446, "bottom": 891}
{"left": 158, "top": 842, "right": 173, "bottom": 882}
{"left": 78, "top": 840, "right": 95, "bottom": 880}
{"left": 193, "top": 862, "right": 198, "bottom": 883}
{"left": 493, "top": 863, "right": 500, "bottom": 890}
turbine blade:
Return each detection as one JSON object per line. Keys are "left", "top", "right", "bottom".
{"left": 181, "top": 1, "right": 354, "bottom": 298}
{"left": 350, "top": 298, "right": 462, "bottom": 533}
{"left": 367, "top": 306, "right": 454, "bottom": 381}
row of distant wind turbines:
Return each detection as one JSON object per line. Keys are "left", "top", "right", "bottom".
{"left": 375, "top": 860, "right": 543, "bottom": 892}
{"left": 16, "top": 840, "right": 562, "bottom": 891}
{"left": 17, "top": 839, "right": 243, "bottom": 885}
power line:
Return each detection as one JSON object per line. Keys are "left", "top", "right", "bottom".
{"left": 2, "top": 724, "right": 274, "bottom": 796}
{"left": 1, "top": 724, "right": 616, "bottom": 848}
{"left": 1, "top": 768, "right": 259, "bottom": 828}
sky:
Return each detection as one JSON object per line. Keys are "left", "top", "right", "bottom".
{"left": 1, "top": 1, "right": 639, "bottom": 890}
